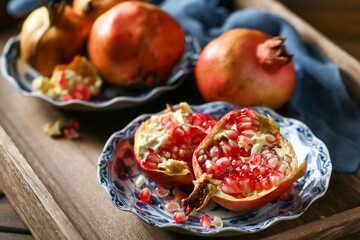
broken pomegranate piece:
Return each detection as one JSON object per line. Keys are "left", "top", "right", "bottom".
{"left": 133, "top": 102, "right": 216, "bottom": 189}
{"left": 183, "top": 108, "right": 307, "bottom": 213}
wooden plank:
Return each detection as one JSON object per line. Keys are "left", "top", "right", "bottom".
{"left": 0, "top": 232, "right": 33, "bottom": 240}
{"left": 235, "top": 0, "right": 360, "bottom": 106}
{"left": 0, "top": 194, "right": 29, "bottom": 233}
{"left": 263, "top": 206, "right": 360, "bottom": 240}
{"left": 0, "top": 126, "right": 82, "bottom": 240}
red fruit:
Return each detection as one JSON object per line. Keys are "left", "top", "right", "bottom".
{"left": 183, "top": 108, "right": 307, "bottom": 213}
{"left": 195, "top": 28, "right": 296, "bottom": 109}
{"left": 133, "top": 102, "right": 216, "bottom": 189}
{"left": 87, "top": 1, "right": 186, "bottom": 88}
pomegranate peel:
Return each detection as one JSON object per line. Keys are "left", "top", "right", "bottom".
{"left": 133, "top": 102, "right": 216, "bottom": 189}
{"left": 195, "top": 28, "right": 296, "bottom": 109}
{"left": 183, "top": 108, "right": 305, "bottom": 214}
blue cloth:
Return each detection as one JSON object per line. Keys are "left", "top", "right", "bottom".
{"left": 8, "top": 0, "right": 360, "bottom": 172}
{"left": 160, "top": 0, "right": 360, "bottom": 173}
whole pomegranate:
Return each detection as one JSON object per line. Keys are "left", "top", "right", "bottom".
{"left": 133, "top": 103, "right": 216, "bottom": 189}
{"left": 72, "top": 0, "right": 146, "bottom": 24}
{"left": 87, "top": 2, "right": 186, "bottom": 88}
{"left": 20, "top": 2, "right": 90, "bottom": 76}
{"left": 195, "top": 28, "right": 296, "bottom": 109}
{"left": 183, "top": 108, "right": 307, "bottom": 213}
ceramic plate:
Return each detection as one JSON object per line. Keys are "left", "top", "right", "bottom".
{"left": 0, "top": 35, "right": 200, "bottom": 111}
{"left": 97, "top": 101, "right": 332, "bottom": 236}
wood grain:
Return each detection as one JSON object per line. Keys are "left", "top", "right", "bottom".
{"left": 0, "top": 232, "right": 34, "bottom": 240}
{"left": 0, "top": 0, "right": 359, "bottom": 239}
{"left": 0, "top": 194, "right": 29, "bottom": 233}
{"left": 0, "top": 125, "right": 82, "bottom": 240}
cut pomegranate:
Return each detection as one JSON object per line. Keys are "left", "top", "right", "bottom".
{"left": 200, "top": 214, "right": 212, "bottom": 229}
{"left": 183, "top": 108, "right": 307, "bottom": 213}
{"left": 134, "top": 102, "right": 216, "bottom": 189}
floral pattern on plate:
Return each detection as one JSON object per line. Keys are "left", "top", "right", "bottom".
{"left": 97, "top": 101, "right": 332, "bottom": 236}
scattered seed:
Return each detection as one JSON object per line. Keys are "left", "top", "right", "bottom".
{"left": 213, "top": 216, "right": 223, "bottom": 228}
{"left": 135, "top": 175, "right": 145, "bottom": 188}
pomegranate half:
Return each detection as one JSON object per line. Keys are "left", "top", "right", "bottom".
{"left": 133, "top": 103, "right": 216, "bottom": 189}
{"left": 183, "top": 108, "right": 307, "bottom": 213}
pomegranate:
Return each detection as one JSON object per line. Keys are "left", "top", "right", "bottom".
{"left": 72, "top": 0, "right": 146, "bottom": 23}
{"left": 20, "top": 2, "right": 90, "bottom": 76}
{"left": 133, "top": 103, "right": 216, "bottom": 189}
{"left": 182, "top": 108, "right": 307, "bottom": 213}
{"left": 87, "top": 1, "right": 186, "bottom": 88}
{"left": 195, "top": 28, "right": 296, "bottom": 109}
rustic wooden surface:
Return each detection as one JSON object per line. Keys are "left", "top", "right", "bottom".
{"left": 0, "top": 0, "right": 360, "bottom": 239}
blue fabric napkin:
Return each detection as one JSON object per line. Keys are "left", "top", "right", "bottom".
{"left": 160, "top": 0, "right": 360, "bottom": 173}
{"left": 7, "top": 0, "right": 360, "bottom": 172}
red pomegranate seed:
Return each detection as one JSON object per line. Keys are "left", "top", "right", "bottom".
{"left": 139, "top": 187, "right": 151, "bottom": 203}
{"left": 63, "top": 128, "right": 79, "bottom": 139}
{"left": 63, "top": 94, "right": 73, "bottom": 101}
{"left": 173, "top": 211, "right": 188, "bottom": 223}
{"left": 280, "top": 191, "right": 291, "bottom": 201}
{"left": 261, "top": 177, "right": 272, "bottom": 190}
{"left": 58, "top": 71, "right": 67, "bottom": 89}
{"left": 250, "top": 153, "right": 261, "bottom": 165}
{"left": 200, "top": 214, "right": 212, "bottom": 229}
{"left": 238, "top": 177, "right": 254, "bottom": 193}
{"left": 226, "top": 114, "right": 236, "bottom": 125}
{"left": 265, "top": 132, "right": 279, "bottom": 144}
{"left": 173, "top": 188, "right": 188, "bottom": 202}
{"left": 68, "top": 120, "right": 79, "bottom": 131}
{"left": 221, "top": 176, "right": 240, "bottom": 194}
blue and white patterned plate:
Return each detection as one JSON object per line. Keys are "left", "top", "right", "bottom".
{"left": 97, "top": 101, "right": 332, "bottom": 236}
{"left": 0, "top": 35, "right": 200, "bottom": 111}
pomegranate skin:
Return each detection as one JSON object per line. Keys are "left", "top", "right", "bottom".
{"left": 87, "top": 2, "right": 186, "bottom": 88}
{"left": 20, "top": 4, "right": 90, "bottom": 76}
{"left": 195, "top": 28, "right": 296, "bottom": 109}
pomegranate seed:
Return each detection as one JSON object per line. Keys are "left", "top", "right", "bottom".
{"left": 220, "top": 141, "right": 232, "bottom": 157}
{"left": 139, "top": 187, "right": 151, "bottom": 203}
{"left": 63, "top": 94, "right": 73, "bottom": 101}
{"left": 265, "top": 132, "right": 279, "bottom": 144}
{"left": 238, "top": 177, "right": 253, "bottom": 193}
{"left": 225, "top": 129, "right": 238, "bottom": 140}
{"left": 210, "top": 146, "right": 219, "bottom": 157}
{"left": 241, "top": 129, "right": 256, "bottom": 138}
{"left": 237, "top": 122, "right": 253, "bottom": 132}
{"left": 267, "top": 157, "right": 279, "bottom": 169}
{"left": 205, "top": 160, "right": 216, "bottom": 173}
{"left": 226, "top": 114, "right": 236, "bottom": 125}
{"left": 68, "top": 120, "right": 79, "bottom": 131}
{"left": 269, "top": 172, "right": 282, "bottom": 185}
{"left": 58, "top": 71, "right": 67, "bottom": 89}
{"left": 250, "top": 153, "right": 261, "bottom": 165}
{"left": 63, "top": 128, "right": 79, "bottom": 139}
{"left": 173, "top": 188, "right": 188, "bottom": 202}
{"left": 213, "top": 216, "right": 223, "bottom": 228}
{"left": 173, "top": 211, "right": 188, "bottom": 223}
{"left": 135, "top": 175, "right": 145, "bottom": 188}
{"left": 200, "top": 214, "right": 212, "bottom": 229}
{"left": 280, "top": 191, "right": 291, "bottom": 201}
{"left": 155, "top": 186, "right": 170, "bottom": 197}
{"left": 74, "top": 91, "right": 84, "bottom": 100}
{"left": 261, "top": 177, "right": 272, "bottom": 190}
{"left": 164, "top": 200, "right": 180, "bottom": 212}
{"left": 221, "top": 176, "right": 240, "bottom": 194}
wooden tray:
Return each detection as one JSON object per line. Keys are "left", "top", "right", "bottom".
{"left": 0, "top": 0, "right": 360, "bottom": 239}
